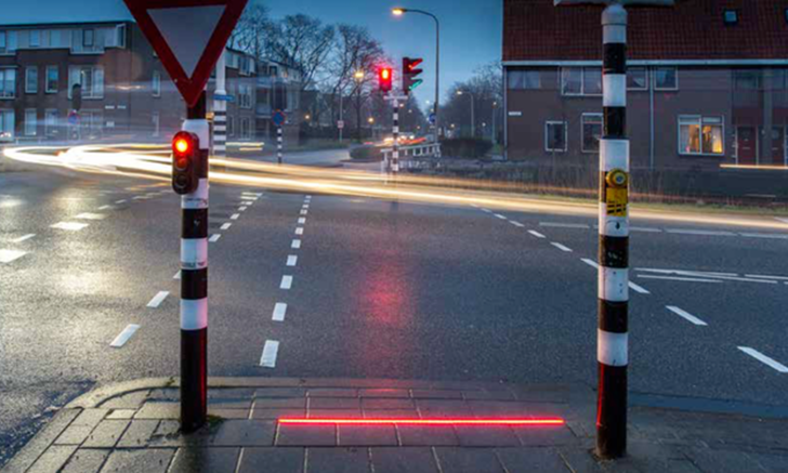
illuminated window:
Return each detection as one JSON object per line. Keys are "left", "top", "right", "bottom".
{"left": 679, "top": 116, "right": 724, "bottom": 156}
{"left": 581, "top": 113, "right": 602, "bottom": 153}
{"left": 723, "top": 10, "right": 738, "bottom": 26}
{"left": 545, "top": 121, "right": 567, "bottom": 152}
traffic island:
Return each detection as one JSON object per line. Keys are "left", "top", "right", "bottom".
{"left": 4, "top": 377, "right": 787, "bottom": 472}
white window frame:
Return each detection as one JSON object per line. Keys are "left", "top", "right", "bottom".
{"left": 45, "top": 66, "right": 58, "bottom": 93}
{"left": 25, "top": 66, "right": 37, "bottom": 94}
{"left": 627, "top": 67, "right": 648, "bottom": 91}
{"left": 654, "top": 67, "right": 679, "bottom": 91}
{"left": 0, "top": 68, "right": 15, "bottom": 98}
{"left": 545, "top": 120, "right": 568, "bottom": 153}
{"left": 152, "top": 71, "right": 161, "bottom": 97}
{"left": 581, "top": 113, "right": 603, "bottom": 154}
{"left": 24, "top": 109, "right": 37, "bottom": 136}
{"left": 561, "top": 67, "right": 602, "bottom": 97}
{"left": 678, "top": 115, "right": 725, "bottom": 157}
{"left": 0, "top": 109, "right": 14, "bottom": 141}
{"left": 68, "top": 66, "right": 104, "bottom": 99}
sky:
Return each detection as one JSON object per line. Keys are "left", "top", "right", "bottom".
{"left": 3, "top": 0, "right": 501, "bottom": 108}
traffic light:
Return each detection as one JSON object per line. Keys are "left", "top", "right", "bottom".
{"left": 402, "top": 57, "right": 424, "bottom": 95}
{"left": 379, "top": 67, "right": 393, "bottom": 93}
{"left": 172, "top": 131, "right": 200, "bottom": 195}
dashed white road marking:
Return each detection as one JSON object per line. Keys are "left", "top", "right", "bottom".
{"left": 528, "top": 230, "right": 546, "bottom": 239}
{"left": 132, "top": 196, "right": 147, "bottom": 200}
{"left": 295, "top": 227, "right": 304, "bottom": 235}
{"left": 110, "top": 324, "right": 141, "bottom": 348}
{"left": 51, "top": 222, "right": 89, "bottom": 231}
{"left": 12, "top": 234, "right": 36, "bottom": 243}
{"left": 666, "top": 306, "right": 708, "bottom": 326}
{"left": 300, "top": 209, "right": 308, "bottom": 215}
{"left": 291, "top": 239, "right": 302, "bottom": 249}
{"left": 550, "top": 242, "right": 573, "bottom": 253}
{"left": 272, "top": 303, "right": 287, "bottom": 322}
{"left": 637, "top": 268, "right": 778, "bottom": 285}
{"left": 481, "top": 208, "right": 492, "bottom": 213}
{"left": 230, "top": 213, "right": 240, "bottom": 220}
{"left": 209, "top": 234, "right": 222, "bottom": 243}
{"left": 509, "top": 221, "right": 525, "bottom": 228}
{"left": 287, "top": 255, "right": 298, "bottom": 267}
{"left": 628, "top": 282, "right": 650, "bottom": 294}
{"left": 665, "top": 229, "right": 736, "bottom": 237}
{"left": 630, "top": 227, "right": 662, "bottom": 233}
{"left": 243, "top": 192, "right": 263, "bottom": 197}
{"left": 738, "top": 347, "right": 788, "bottom": 373}
{"left": 220, "top": 223, "right": 232, "bottom": 231}
{"left": 241, "top": 201, "right": 255, "bottom": 206}
{"left": 115, "top": 199, "right": 127, "bottom": 204}
{"left": 745, "top": 274, "right": 788, "bottom": 281}
{"left": 494, "top": 213, "right": 507, "bottom": 220}
{"left": 174, "top": 271, "right": 181, "bottom": 280}
{"left": 303, "top": 204, "right": 310, "bottom": 209}
{"left": 260, "top": 340, "right": 280, "bottom": 368}
{"left": 739, "top": 233, "right": 788, "bottom": 240}
{"left": 280, "top": 275, "right": 293, "bottom": 290}
{"left": 239, "top": 206, "right": 248, "bottom": 211}
{"left": 470, "top": 203, "right": 479, "bottom": 208}
{"left": 147, "top": 291, "right": 170, "bottom": 308}
{"left": 298, "top": 217, "right": 306, "bottom": 225}
{"left": 637, "top": 275, "right": 723, "bottom": 284}
{"left": 75, "top": 212, "right": 107, "bottom": 220}
{"left": 540, "top": 222, "right": 590, "bottom": 229}
{"left": 98, "top": 205, "right": 113, "bottom": 210}
{"left": 581, "top": 258, "right": 599, "bottom": 269}
{"left": 0, "top": 249, "right": 27, "bottom": 264}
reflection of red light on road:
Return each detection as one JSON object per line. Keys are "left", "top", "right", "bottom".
{"left": 278, "top": 418, "right": 564, "bottom": 426}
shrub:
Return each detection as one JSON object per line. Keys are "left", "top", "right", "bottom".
{"left": 349, "top": 145, "right": 383, "bottom": 161}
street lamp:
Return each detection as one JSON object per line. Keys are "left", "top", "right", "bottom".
{"left": 392, "top": 7, "right": 440, "bottom": 149}
{"left": 457, "top": 90, "right": 475, "bottom": 138}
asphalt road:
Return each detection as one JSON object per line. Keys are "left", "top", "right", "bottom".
{"left": 2, "top": 165, "right": 788, "bottom": 465}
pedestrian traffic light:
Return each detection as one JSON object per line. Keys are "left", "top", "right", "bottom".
{"left": 402, "top": 57, "right": 424, "bottom": 95}
{"left": 172, "top": 131, "right": 200, "bottom": 195}
{"left": 379, "top": 67, "right": 393, "bottom": 93}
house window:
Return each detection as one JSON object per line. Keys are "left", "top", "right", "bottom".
{"left": 46, "top": 66, "right": 58, "bottom": 93}
{"left": 654, "top": 67, "right": 678, "bottom": 90}
{"left": 561, "top": 67, "right": 602, "bottom": 96}
{"left": 0, "top": 68, "right": 15, "bottom": 98}
{"left": 68, "top": 66, "right": 104, "bottom": 99}
{"left": 734, "top": 70, "right": 761, "bottom": 90}
{"left": 581, "top": 114, "right": 603, "bottom": 153}
{"left": 508, "top": 70, "right": 541, "bottom": 90}
{"left": 627, "top": 67, "right": 648, "bottom": 91}
{"left": 679, "top": 115, "right": 724, "bottom": 156}
{"left": 723, "top": 10, "right": 738, "bottom": 26}
{"left": 25, "top": 109, "right": 37, "bottom": 136}
{"left": 0, "top": 109, "right": 14, "bottom": 140}
{"left": 152, "top": 111, "right": 160, "bottom": 137}
{"left": 545, "top": 121, "right": 567, "bottom": 152}
{"left": 152, "top": 71, "right": 161, "bottom": 97}
{"left": 240, "top": 118, "right": 251, "bottom": 139}
{"left": 227, "top": 116, "right": 234, "bottom": 137}
{"left": 583, "top": 68, "right": 602, "bottom": 95}
{"left": 0, "top": 31, "right": 6, "bottom": 52}
{"left": 45, "top": 109, "right": 59, "bottom": 137}
{"left": 83, "top": 29, "right": 94, "bottom": 47}
{"left": 25, "top": 67, "right": 38, "bottom": 94}
{"left": 29, "top": 30, "right": 40, "bottom": 47}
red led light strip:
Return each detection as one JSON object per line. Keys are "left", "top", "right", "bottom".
{"left": 278, "top": 418, "right": 564, "bottom": 426}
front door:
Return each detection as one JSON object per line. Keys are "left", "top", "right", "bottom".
{"left": 772, "top": 127, "right": 786, "bottom": 166}
{"left": 737, "top": 126, "right": 757, "bottom": 165}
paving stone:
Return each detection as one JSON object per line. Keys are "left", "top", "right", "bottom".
{"left": 207, "top": 398, "right": 253, "bottom": 409}
{"left": 496, "top": 447, "right": 571, "bottom": 473}
{"left": 462, "top": 390, "right": 516, "bottom": 401}
{"left": 277, "top": 424, "right": 337, "bottom": 446}
{"left": 681, "top": 447, "right": 765, "bottom": 473}
{"left": 1, "top": 409, "right": 80, "bottom": 473}
{"left": 98, "top": 448, "right": 175, "bottom": 473}
{"left": 416, "top": 400, "right": 472, "bottom": 418}
{"left": 512, "top": 425, "right": 579, "bottom": 447}
{"left": 398, "top": 425, "right": 458, "bottom": 446}
{"left": 411, "top": 390, "right": 464, "bottom": 400}
{"left": 359, "top": 389, "right": 410, "bottom": 399}
{"left": 54, "top": 424, "right": 96, "bottom": 446}
{"left": 363, "top": 409, "right": 420, "bottom": 419}
{"left": 208, "top": 388, "right": 255, "bottom": 399}
{"left": 306, "top": 447, "right": 369, "bottom": 473}
{"left": 82, "top": 420, "right": 131, "bottom": 448}
{"left": 254, "top": 397, "right": 306, "bottom": 409}
{"left": 169, "top": 447, "right": 240, "bottom": 473}
{"left": 118, "top": 420, "right": 160, "bottom": 448}
{"left": 102, "top": 391, "right": 150, "bottom": 409}
{"left": 148, "top": 389, "right": 179, "bottom": 402}
{"left": 454, "top": 425, "right": 520, "bottom": 447}
{"left": 308, "top": 389, "right": 358, "bottom": 398}
{"left": 361, "top": 398, "right": 415, "bottom": 410}
{"left": 106, "top": 409, "right": 137, "bottom": 420}
{"left": 308, "top": 409, "right": 363, "bottom": 419}
{"left": 208, "top": 408, "right": 250, "bottom": 419}
{"left": 434, "top": 447, "right": 505, "bottom": 473}
{"left": 371, "top": 447, "right": 439, "bottom": 473}
{"left": 237, "top": 447, "right": 305, "bottom": 473}
{"left": 338, "top": 424, "right": 397, "bottom": 446}
{"left": 310, "top": 397, "right": 361, "bottom": 409}
{"left": 255, "top": 388, "right": 307, "bottom": 398}
{"left": 210, "top": 420, "right": 276, "bottom": 447}
{"left": 60, "top": 448, "right": 111, "bottom": 473}
{"left": 135, "top": 402, "right": 179, "bottom": 419}
{"left": 252, "top": 408, "right": 306, "bottom": 420}
{"left": 466, "top": 400, "right": 541, "bottom": 418}
{"left": 556, "top": 447, "right": 605, "bottom": 472}
{"left": 26, "top": 445, "right": 78, "bottom": 473}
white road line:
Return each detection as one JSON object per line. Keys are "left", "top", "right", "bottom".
{"left": 303, "top": 204, "right": 310, "bottom": 209}
{"left": 737, "top": 347, "right": 788, "bottom": 373}
{"left": 540, "top": 222, "right": 590, "bottom": 229}
{"left": 220, "top": 223, "right": 232, "bottom": 231}
{"left": 666, "top": 306, "right": 708, "bottom": 326}
{"left": 630, "top": 227, "right": 663, "bottom": 233}
{"left": 51, "top": 222, "right": 89, "bottom": 231}
{"left": 242, "top": 192, "right": 263, "bottom": 197}
{"left": 110, "top": 324, "right": 141, "bottom": 348}
{"left": 739, "top": 233, "right": 788, "bottom": 240}
{"left": 230, "top": 213, "right": 240, "bottom": 220}
{"left": 174, "top": 271, "right": 181, "bottom": 280}
{"left": 12, "top": 234, "right": 36, "bottom": 243}
{"left": 494, "top": 214, "right": 507, "bottom": 220}
{"left": 260, "top": 340, "right": 280, "bottom": 368}
{"left": 470, "top": 203, "right": 479, "bottom": 208}
{"left": 239, "top": 206, "right": 248, "bottom": 211}
{"left": 287, "top": 255, "right": 298, "bottom": 267}
{"left": 209, "top": 234, "right": 222, "bottom": 243}
{"left": 550, "top": 242, "right": 573, "bottom": 253}
{"left": 132, "top": 196, "right": 146, "bottom": 200}
{"left": 665, "top": 229, "right": 736, "bottom": 237}
{"left": 280, "top": 275, "right": 293, "bottom": 290}
{"left": 300, "top": 209, "right": 308, "bottom": 215}
{"left": 745, "top": 274, "right": 788, "bottom": 281}
{"left": 75, "top": 212, "right": 107, "bottom": 220}
{"left": 292, "top": 239, "right": 301, "bottom": 249}
{"left": 581, "top": 258, "right": 599, "bottom": 269}
{"left": 637, "top": 268, "right": 739, "bottom": 277}
{"left": 241, "top": 201, "right": 255, "bottom": 206}
{"left": 115, "top": 199, "right": 127, "bottom": 204}
{"left": 774, "top": 217, "right": 788, "bottom": 224}
{"left": 509, "top": 221, "right": 525, "bottom": 228}
{"left": 298, "top": 217, "right": 306, "bottom": 225}
{"left": 147, "top": 291, "right": 170, "bottom": 308}
{"left": 481, "top": 208, "right": 492, "bottom": 213}
{"left": 98, "top": 205, "right": 112, "bottom": 210}
{"left": 272, "top": 303, "right": 287, "bottom": 322}
{"left": 528, "top": 230, "right": 546, "bottom": 239}
{"left": 295, "top": 227, "right": 304, "bottom": 235}
{"left": 628, "top": 282, "right": 650, "bottom": 294}
{"left": 0, "top": 249, "right": 27, "bottom": 264}
{"left": 637, "top": 275, "right": 724, "bottom": 284}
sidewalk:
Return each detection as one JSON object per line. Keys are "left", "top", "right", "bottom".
{"left": 3, "top": 377, "right": 787, "bottom": 472}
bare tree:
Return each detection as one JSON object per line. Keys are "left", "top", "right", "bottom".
{"left": 228, "top": 0, "right": 270, "bottom": 60}
{"left": 264, "top": 14, "right": 335, "bottom": 93}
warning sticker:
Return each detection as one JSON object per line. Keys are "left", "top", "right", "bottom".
{"left": 606, "top": 188, "right": 628, "bottom": 217}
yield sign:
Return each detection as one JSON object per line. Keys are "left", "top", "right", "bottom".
{"left": 124, "top": 0, "right": 248, "bottom": 107}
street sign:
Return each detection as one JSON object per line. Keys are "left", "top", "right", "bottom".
{"left": 213, "top": 94, "right": 235, "bottom": 102}
{"left": 67, "top": 110, "right": 79, "bottom": 125}
{"left": 123, "top": 0, "right": 249, "bottom": 107}
{"left": 337, "top": 120, "right": 344, "bottom": 130}
{"left": 272, "top": 110, "right": 286, "bottom": 127}
{"left": 428, "top": 113, "right": 436, "bottom": 125}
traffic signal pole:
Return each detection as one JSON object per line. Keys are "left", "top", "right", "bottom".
{"left": 392, "top": 104, "right": 400, "bottom": 175}
{"left": 213, "top": 50, "right": 227, "bottom": 169}
{"left": 180, "top": 91, "right": 210, "bottom": 433}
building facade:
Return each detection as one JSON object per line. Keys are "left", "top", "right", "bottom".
{"left": 503, "top": 0, "right": 788, "bottom": 169}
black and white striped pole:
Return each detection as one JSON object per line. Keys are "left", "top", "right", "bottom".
{"left": 172, "top": 91, "right": 210, "bottom": 433}
{"left": 277, "top": 126, "right": 283, "bottom": 165}
{"left": 392, "top": 104, "right": 400, "bottom": 175}
{"left": 213, "top": 50, "right": 227, "bottom": 170}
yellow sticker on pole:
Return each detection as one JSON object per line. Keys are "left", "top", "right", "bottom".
{"left": 606, "top": 187, "right": 628, "bottom": 217}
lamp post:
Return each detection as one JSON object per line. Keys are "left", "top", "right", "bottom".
{"left": 457, "top": 90, "right": 475, "bottom": 138}
{"left": 392, "top": 7, "right": 440, "bottom": 148}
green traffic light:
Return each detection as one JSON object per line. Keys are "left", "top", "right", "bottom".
{"left": 409, "top": 79, "right": 423, "bottom": 91}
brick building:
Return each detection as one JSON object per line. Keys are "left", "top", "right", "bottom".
{"left": 503, "top": 0, "right": 788, "bottom": 169}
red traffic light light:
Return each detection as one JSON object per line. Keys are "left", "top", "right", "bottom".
{"left": 172, "top": 131, "right": 200, "bottom": 194}
{"left": 379, "top": 67, "right": 393, "bottom": 93}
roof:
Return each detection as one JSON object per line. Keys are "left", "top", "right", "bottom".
{"left": 503, "top": 0, "right": 788, "bottom": 63}
{"left": 0, "top": 20, "right": 132, "bottom": 28}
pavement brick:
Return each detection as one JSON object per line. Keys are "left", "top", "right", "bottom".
{"left": 416, "top": 400, "right": 472, "bottom": 419}
{"left": 168, "top": 447, "right": 240, "bottom": 473}
{"left": 496, "top": 447, "right": 571, "bottom": 473}
{"left": 118, "top": 420, "right": 160, "bottom": 448}
{"left": 363, "top": 409, "right": 420, "bottom": 419}
{"left": 208, "top": 388, "right": 256, "bottom": 399}
{"left": 82, "top": 420, "right": 131, "bottom": 448}
{"left": 207, "top": 398, "right": 253, "bottom": 409}
{"left": 371, "top": 447, "right": 439, "bottom": 473}
{"left": 556, "top": 447, "right": 605, "bottom": 472}
{"left": 54, "top": 424, "right": 96, "bottom": 446}
{"left": 398, "top": 425, "right": 459, "bottom": 446}
{"left": 210, "top": 420, "right": 276, "bottom": 447}
{"left": 255, "top": 388, "right": 307, "bottom": 398}
{"left": 462, "top": 390, "right": 516, "bottom": 401}
{"left": 254, "top": 397, "right": 307, "bottom": 409}
{"left": 306, "top": 447, "right": 369, "bottom": 473}
{"left": 681, "top": 446, "right": 766, "bottom": 473}
{"left": 277, "top": 424, "right": 337, "bottom": 447}
{"left": 106, "top": 409, "right": 137, "bottom": 420}
{"left": 454, "top": 425, "right": 520, "bottom": 447}
{"left": 26, "top": 445, "right": 78, "bottom": 473}
{"left": 147, "top": 389, "right": 179, "bottom": 402}
{"left": 135, "top": 402, "right": 179, "bottom": 420}
{"left": 101, "top": 391, "right": 150, "bottom": 409}
{"left": 251, "top": 408, "right": 306, "bottom": 420}
{"left": 512, "top": 425, "right": 579, "bottom": 447}
{"left": 411, "top": 389, "right": 464, "bottom": 400}
{"left": 338, "top": 424, "right": 398, "bottom": 446}
{"left": 98, "top": 448, "right": 175, "bottom": 473}
{"left": 434, "top": 447, "right": 505, "bottom": 473}
{"left": 308, "top": 408, "right": 364, "bottom": 419}
{"left": 309, "top": 397, "right": 361, "bottom": 409}
{"left": 1, "top": 409, "right": 80, "bottom": 473}
{"left": 359, "top": 389, "right": 410, "bottom": 399}
{"left": 308, "top": 388, "right": 359, "bottom": 398}
{"left": 237, "top": 447, "right": 305, "bottom": 473}
{"left": 361, "top": 398, "right": 415, "bottom": 410}
{"left": 208, "top": 408, "right": 250, "bottom": 419}
{"left": 60, "top": 448, "right": 110, "bottom": 473}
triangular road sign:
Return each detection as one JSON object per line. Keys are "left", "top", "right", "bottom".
{"left": 124, "top": 0, "right": 248, "bottom": 107}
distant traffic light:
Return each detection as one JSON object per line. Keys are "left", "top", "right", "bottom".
{"left": 172, "top": 131, "right": 200, "bottom": 195}
{"left": 402, "top": 57, "right": 424, "bottom": 95}
{"left": 379, "top": 67, "right": 393, "bottom": 93}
